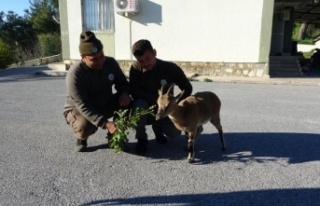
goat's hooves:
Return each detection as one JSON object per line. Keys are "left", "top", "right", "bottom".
{"left": 188, "top": 158, "right": 194, "bottom": 163}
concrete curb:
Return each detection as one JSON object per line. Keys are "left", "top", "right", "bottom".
{"left": 190, "top": 75, "right": 320, "bottom": 86}
{"left": 34, "top": 70, "right": 68, "bottom": 77}
{"left": 29, "top": 60, "right": 320, "bottom": 86}
{"left": 34, "top": 68, "right": 320, "bottom": 86}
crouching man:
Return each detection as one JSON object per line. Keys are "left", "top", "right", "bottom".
{"left": 129, "top": 39, "right": 193, "bottom": 155}
{"left": 63, "top": 31, "right": 132, "bottom": 152}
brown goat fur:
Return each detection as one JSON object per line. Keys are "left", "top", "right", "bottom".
{"left": 156, "top": 84, "right": 225, "bottom": 163}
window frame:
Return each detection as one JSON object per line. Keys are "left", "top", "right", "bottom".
{"left": 82, "top": 0, "right": 115, "bottom": 33}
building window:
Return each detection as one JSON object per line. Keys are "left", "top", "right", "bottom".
{"left": 82, "top": 0, "right": 114, "bottom": 32}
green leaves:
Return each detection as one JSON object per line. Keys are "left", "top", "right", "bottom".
{"left": 0, "top": 39, "right": 16, "bottom": 68}
{"left": 108, "top": 105, "right": 156, "bottom": 153}
{"left": 0, "top": 0, "right": 60, "bottom": 65}
{"left": 29, "top": 0, "right": 60, "bottom": 34}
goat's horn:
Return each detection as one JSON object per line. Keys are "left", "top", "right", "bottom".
{"left": 160, "top": 84, "right": 165, "bottom": 95}
{"left": 166, "top": 83, "right": 175, "bottom": 95}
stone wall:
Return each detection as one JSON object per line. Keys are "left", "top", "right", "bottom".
{"left": 118, "top": 60, "right": 269, "bottom": 78}
{"left": 9, "top": 55, "right": 62, "bottom": 68}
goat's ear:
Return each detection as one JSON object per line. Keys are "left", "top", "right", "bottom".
{"left": 174, "top": 90, "right": 185, "bottom": 102}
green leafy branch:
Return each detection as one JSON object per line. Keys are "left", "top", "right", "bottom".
{"left": 108, "top": 105, "right": 156, "bottom": 153}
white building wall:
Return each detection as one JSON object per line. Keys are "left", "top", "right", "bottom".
{"left": 297, "top": 43, "right": 319, "bottom": 52}
{"left": 115, "top": 0, "right": 266, "bottom": 63}
{"left": 66, "top": 0, "right": 83, "bottom": 60}
{"left": 65, "top": 0, "right": 270, "bottom": 63}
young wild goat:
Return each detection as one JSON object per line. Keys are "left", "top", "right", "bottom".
{"left": 156, "top": 84, "right": 225, "bottom": 163}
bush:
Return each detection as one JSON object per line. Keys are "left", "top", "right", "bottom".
{"left": 303, "top": 50, "right": 314, "bottom": 59}
{"left": 297, "top": 39, "right": 314, "bottom": 45}
{"left": 0, "top": 39, "right": 16, "bottom": 69}
{"left": 38, "top": 32, "right": 61, "bottom": 57}
{"left": 203, "top": 78, "right": 213, "bottom": 82}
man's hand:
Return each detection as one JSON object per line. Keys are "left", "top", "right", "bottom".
{"left": 119, "top": 92, "right": 132, "bottom": 106}
{"left": 105, "top": 121, "right": 116, "bottom": 134}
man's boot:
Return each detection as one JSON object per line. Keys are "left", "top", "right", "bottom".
{"left": 76, "top": 139, "right": 87, "bottom": 152}
{"left": 135, "top": 138, "right": 148, "bottom": 155}
{"left": 106, "top": 132, "right": 113, "bottom": 147}
{"left": 152, "top": 125, "right": 167, "bottom": 144}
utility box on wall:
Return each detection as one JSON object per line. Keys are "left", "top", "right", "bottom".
{"left": 114, "top": 0, "right": 139, "bottom": 14}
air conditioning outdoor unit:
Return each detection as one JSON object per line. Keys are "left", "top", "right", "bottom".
{"left": 114, "top": 0, "right": 140, "bottom": 14}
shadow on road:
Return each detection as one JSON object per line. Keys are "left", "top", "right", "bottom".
{"left": 194, "top": 132, "right": 320, "bottom": 165}
{"left": 86, "top": 132, "right": 320, "bottom": 165}
{"left": 81, "top": 188, "right": 320, "bottom": 206}
{"left": 0, "top": 66, "right": 65, "bottom": 83}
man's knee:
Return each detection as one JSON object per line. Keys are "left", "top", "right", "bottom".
{"left": 159, "top": 118, "right": 181, "bottom": 138}
{"left": 162, "top": 126, "right": 180, "bottom": 138}
{"left": 132, "top": 99, "right": 156, "bottom": 125}
{"left": 73, "top": 120, "right": 97, "bottom": 139}
{"left": 133, "top": 99, "right": 148, "bottom": 109}
{"left": 66, "top": 109, "right": 97, "bottom": 139}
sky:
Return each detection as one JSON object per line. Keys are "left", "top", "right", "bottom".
{"left": 0, "top": 0, "right": 31, "bottom": 16}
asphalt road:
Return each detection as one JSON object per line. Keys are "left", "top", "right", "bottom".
{"left": 1, "top": 67, "right": 320, "bottom": 206}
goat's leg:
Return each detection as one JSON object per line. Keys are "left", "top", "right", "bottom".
{"left": 196, "top": 125, "right": 203, "bottom": 138}
{"left": 218, "top": 128, "right": 226, "bottom": 151}
{"left": 186, "top": 127, "right": 203, "bottom": 163}
{"left": 187, "top": 132, "right": 196, "bottom": 163}
{"left": 211, "top": 117, "right": 226, "bottom": 151}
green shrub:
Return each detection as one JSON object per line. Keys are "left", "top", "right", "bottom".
{"left": 303, "top": 50, "right": 314, "bottom": 59}
{"left": 297, "top": 39, "right": 314, "bottom": 45}
{"left": 38, "top": 32, "right": 61, "bottom": 57}
{"left": 109, "top": 105, "right": 156, "bottom": 153}
{"left": 0, "top": 39, "right": 16, "bottom": 69}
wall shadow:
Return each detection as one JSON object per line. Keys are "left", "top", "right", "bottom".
{"left": 81, "top": 188, "right": 320, "bottom": 206}
{"left": 124, "top": 0, "right": 162, "bottom": 25}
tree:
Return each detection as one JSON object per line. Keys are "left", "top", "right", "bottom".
{"left": 0, "top": 11, "right": 38, "bottom": 60}
{"left": 0, "top": 39, "right": 16, "bottom": 68}
{"left": 27, "top": 0, "right": 60, "bottom": 34}
{"left": 292, "top": 22, "right": 320, "bottom": 44}
{"left": 298, "top": 21, "right": 308, "bottom": 40}
{"left": 0, "top": 0, "right": 61, "bottom": 65}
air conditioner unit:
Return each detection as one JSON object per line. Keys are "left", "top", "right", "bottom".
{"left": 114, "top": 0, "right": 139, "bottom": 14}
